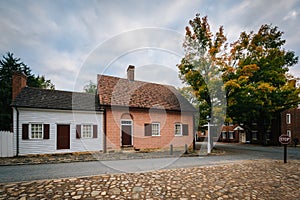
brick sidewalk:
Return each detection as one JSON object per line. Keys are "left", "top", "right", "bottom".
{"left": 1, "top": 160, "right": 299, "bottom": 199}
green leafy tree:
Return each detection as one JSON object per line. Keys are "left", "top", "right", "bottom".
{"left": 178, "top": 14, "right": 227, "bottom": 131}
{"left": 0, "top": 52, "right": 55, "bottom": 130}
{"left": 224, "top": 24, "right": 299, "bottom": 143}
{"left": 83, "top": 80, "right": 97, "bottom": 94}
{"left": 179, "top": 14, "right": 299, "bottom": 144}
{"left": 178, "top": 86, "right": 201, "bottom": 130}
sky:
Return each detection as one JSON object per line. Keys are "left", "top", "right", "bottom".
{"left": 1, "top": 0, "right": 300, "bottom": 91}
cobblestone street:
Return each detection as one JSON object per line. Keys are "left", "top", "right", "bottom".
{"left": 1, "top": 159, "right": 299, "bottom": 199}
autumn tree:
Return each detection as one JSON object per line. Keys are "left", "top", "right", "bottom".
{"left": 224, "top": 24, "right": 299, "bottom": 143}
{"left": 0, "top": 52, "right": 55, "bottom": 130}
{"left": 179, "top": 14, "right": 299, "bottom": 145}
{"left": 178, "top": 14, "right": 227, "bottom": 132}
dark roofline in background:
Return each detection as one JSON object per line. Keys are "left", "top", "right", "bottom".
{"left": 12, "top": 105, "right": 104, "bottom": 112}
{"left": 11, "top": 87, "right": 102, "bottom": 111}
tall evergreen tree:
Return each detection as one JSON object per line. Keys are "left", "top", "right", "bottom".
{"left": 0, "top": 52, "right": 54, "bottom": 130}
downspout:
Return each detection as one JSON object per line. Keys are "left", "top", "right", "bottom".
{"left": 103, "top": 108, "right": 107, "bottom": 153}
{"left": 15, "top": 107, "right": 19, "bottom": 157}
{"left": 193, "top": 113, "right": 196, "bottom": 151}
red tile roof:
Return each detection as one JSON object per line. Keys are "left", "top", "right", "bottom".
{"left": 97, "top": 75, "right": 196, "bottom": 112}
{"left": 221, "top": 125, "right": 243, "bottom": 132}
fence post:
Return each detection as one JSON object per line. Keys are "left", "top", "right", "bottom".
{"left": 184, "top": 144, "right": 188, "bottom": 154}
{"left": 170, "top": 144, "right": 173, "bottom": 155}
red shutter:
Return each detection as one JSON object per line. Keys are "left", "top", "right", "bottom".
{"left": 93, "top": 125, "right": 98, "bottom": 138}
{"left": 76, "top": 125, "right": 81, "bottom": 139}
{"left": 144, "top": 123, "right": 152, "bottom": 136}
{"left": 43, "top": 124, "right": 50, "bottom": 139}
{"left": 22, "top": 124, "right": 29, "bottom": 139}
{"left": 182, "top": 124, "right": 189, "bottom": 136}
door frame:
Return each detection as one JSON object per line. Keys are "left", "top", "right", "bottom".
{"left": 120, "top": 120, "right": 133, "bottom": 146}
{"left": 56, "top": 124, "right": 70, "bottom": 150}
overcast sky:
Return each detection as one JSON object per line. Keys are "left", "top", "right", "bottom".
{"left": 1, "top": 0, "right": 300, "bottom": 91}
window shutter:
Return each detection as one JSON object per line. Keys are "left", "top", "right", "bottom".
{"left": 144, "top": 123, "right": 152, "bottom": 136}
{"left": 43, "top": 124, "right": 50, "bottom": 139}
{"left": 93, "top": 125, "right": 98, "bottom": 138}
{"left": 182, "top": 124, "right": 189, "bottom": 136}
{"left": 76, "top": 125, "right": 81, "bottom": 139}
{"left": 22, "top": 124, "right": 29, "bottom": 139}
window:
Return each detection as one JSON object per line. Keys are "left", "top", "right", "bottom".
{"left": 152, "top": 123, "right": 160, "bottom": 136}
{"left": 30, "top": 124, "right": 43, "bottom": 139}
{"left": 229, "top": 131, "right": 234, "bottom": 139}
{"left": 76, "top": 124, "right": 97, "bottom": 139}
{"left": 175, "top": 124, "right": 182, "bottom": 136}
{"left": 252, "top": 131, "right": 258, "bottom": 140}
{"left": 286, "top": 114, "right": 291, "bottom": 124}
{"left": 144, "top": 123, "right": 163, "bottom": 136}
{"left": 287, "top": 130, "right": 291, "bottom": 138}
{"left": 22, "top": 124, "right": 49, "bottom": 140}
{"left": 121, "top": 120, "right": 132, "bottom": 125}
{"left": 222, "top": 132, "right": 227, "bottom": 139}
{"left": 82, "top": 125, "right": 92, "bottom": 138}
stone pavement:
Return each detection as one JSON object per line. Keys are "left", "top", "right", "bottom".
{"left": 1, "top": 159, "right": 299, "bottom": 199}
{"left": 0, "top": 150, "right": 192, "bottom": 166}
{"left": 0, "top": 147, "right": 223, "bottom": 166}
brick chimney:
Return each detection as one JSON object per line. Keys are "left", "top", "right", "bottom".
{"left": 12, "top": 72, "right": 27, "bottom": 101}
{"left": 127, "top": 65, "right": 135, "bottom": 81}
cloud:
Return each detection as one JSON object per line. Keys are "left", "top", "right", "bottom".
{"left": 283, "top": 10, "right": 298, "bottom": 21}
{"left": 1, "top": 0, "right": 300, "bottom": 90}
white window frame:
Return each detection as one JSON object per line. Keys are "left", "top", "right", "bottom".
{"left": 175, "top": 123, "right": 182, "bottom": 136}
{"left": 29, "top": 123, "right": 43, "bottom": 139}
{"left": 120, "top": 120, "right": 133, "bottom": 146}
{"left": 82, "top": 124, "right": 93, "bottom": 139}
{"left": 222, "top": 132, "right": 227, "bottom": 139}
{"left": 287, "top": 130, "right": 291, "bottom": 138}
{"left": 286, "top": 113, "right": 291, "bottom": 124}
{"left": 121, "top": 120, "right": 132, "bottom": 125}
{"left": 252, "top": 131, "right": 258, "bottom": 140}
{"left": 151, "top": 123, "right": 160, "bottom": 136}
{"left": 229, "top": 131, "right": 234, "bottom": 139}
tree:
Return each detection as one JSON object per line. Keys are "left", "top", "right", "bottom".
{"left": 178, "top": 86, "right": 201, "bottom": 130}
{"left": 179, "top": 14, "right": 300, "bottom": 144}
{"left": 0, "top": 52, "right": 55, "bottom": 131}
{"left": 178, "top": 14, "right": 227, "bottom": 131}
{"left": 223, "top": 24, "right": 299, "bottom": 143}
{"left": 83, "top": 81, "right": 97, "bottom": 94}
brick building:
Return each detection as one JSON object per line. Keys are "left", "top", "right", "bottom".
{"left": 11, "top": 66, "right": 195, "bottom": 156}
{"left": 219, "top": 124, "right": 245, "bottom": 143}
{"left": 281, "top": 108, "right": 300, "bottom": 144}
{"left": 98, "top": 66, "right": 196, "bottom": 150}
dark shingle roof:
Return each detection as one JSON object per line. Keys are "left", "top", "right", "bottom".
{"left": 12, "top": 87, "right": 101, "bottom": 111}
{"left": 97, "top": 75, "right": 196, "bottom": 112}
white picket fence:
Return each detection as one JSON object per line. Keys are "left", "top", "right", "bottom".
{"left": 0, "top": 131, "right": 14, "bottom": 157}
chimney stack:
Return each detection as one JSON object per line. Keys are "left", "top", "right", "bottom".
{"left": 12, "top": 72, "right": 27, "bottom": 101}
{"left": 127, "top": 65, "right": 135, "bottom": 81}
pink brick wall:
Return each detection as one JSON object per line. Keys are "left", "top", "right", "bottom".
{"left": 105, "top": 107, "right": 194, "bottom": 150}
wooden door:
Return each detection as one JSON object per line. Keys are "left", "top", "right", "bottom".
{"left": 57, "top": 125, "right": 70, "bottom": 149}
{"left": 121, "top": 125, "right": 132, "bottom": 146}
